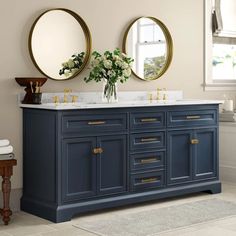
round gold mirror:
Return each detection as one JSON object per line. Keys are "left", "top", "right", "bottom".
{"left": 29, "top": 8, "right": 91, "bottom": 80}
{"left": 123, "top": 17, "right": 173, "bottom": 81}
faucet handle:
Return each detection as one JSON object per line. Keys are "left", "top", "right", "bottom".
{"left": 148, "top": 93, "right": 153, "bottom": 102}
{"left": 162, "top": 88, "right": 168, "bottom": 100}
{"left": 156, "top": 88, "right": 162, "bottom": 100}
{"left": 53, "top": 96, "right": 59, "bottom": 104}
{"left": 71, "top": 95, "right": 78, "bottom": 103}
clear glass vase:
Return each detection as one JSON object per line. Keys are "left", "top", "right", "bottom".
{"left": 102, "top": 79, "right": 118, "bottom": 103}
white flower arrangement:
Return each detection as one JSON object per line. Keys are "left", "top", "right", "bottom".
{"left": 84, "top": 48, "right": 133, "bottom": 102}
{"left": 84, "top": 48, "right": 133, "bottom": 84}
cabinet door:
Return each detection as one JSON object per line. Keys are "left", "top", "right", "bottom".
{"left": 167, "top": 130, "right": 193, "bottom": 185}
{"left": 62, "top": 137, "right": 97, "bottom": 202}
{"left": 97, "top": 135, "right": 127, "bottom": 195}
{"left": 193, "top": 128, "right": 217, "bottom": 180}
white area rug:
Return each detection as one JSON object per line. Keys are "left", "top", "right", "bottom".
{"left": 74, "top": 199, "right": 236, "bottom": 236}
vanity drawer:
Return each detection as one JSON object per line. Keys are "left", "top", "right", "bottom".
{"left": 130, "top": 112, "right": 165, "bottom": 130}
{"left": 130, "top": 170, "right": 164, "bottom": 192}
{"left": 130, "top": 151, "right": 165, "bottom": 172}
{"left": 62, "top": 113, "right": 127, "bottom": 134}
{"left": 167, "top": 109, "right": 217, "bottom": 128}
{"left": 130, "top": 132, "right": 165, "bottom": 151}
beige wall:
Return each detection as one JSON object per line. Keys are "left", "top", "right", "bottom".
{"left": 0, "top": 0, "right": 233, "bottom": 190}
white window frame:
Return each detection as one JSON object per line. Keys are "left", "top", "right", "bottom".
{"left": 204, "top": 0, "right": 236, "bottom": 91}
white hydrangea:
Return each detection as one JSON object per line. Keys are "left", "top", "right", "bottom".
{"left": 115, "top": 60, "right": 123, "bottom": 67}
{"left": 91, "top": 58, "right": 100, "bottom": 67}
{"left": 121, "top": 62, "right": 129, "bottom": 69}
{"left": 113, "top": 55, "right": 120, "bottom": 61}
{"left": 68, "top": 59, "right": 75, "bottom": 69}
{"left": 104, "top": 60, "right": 112, "bottom": 69}
{"left": 123, "top": 68, "right": 131, "bottom": 77}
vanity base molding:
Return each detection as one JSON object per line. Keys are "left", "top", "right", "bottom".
{"left": 21, "top": 104, "right": 221, "bottom": 223}
{"left": 21, "top": 180, "right": 221, "bottom": 223}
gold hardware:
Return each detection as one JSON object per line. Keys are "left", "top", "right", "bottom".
{"left": 141, "top": 138, "right": 158, "bottom": 142}
{"left": 186, "top": 115, "right": 201, "bottom": 120}
{"left": 53, "top": 96, "right": 59, "bottom": 104}
{"left": 156, "top": 88, "right": 162, "bottom": 100}
{"left": 140, "top": 158, "right": 158, "bottom": 164}
{"left": 63, "top": 88, "right": 72, "bottom": 103}
{"left": 162, "top": 88, "right": 167, "bottom": 101}
{"left": 63, "top": 95, "right": 68, "bottom": 103}
{"left": 71, "top": 95, "right": 78, "bottom": 103}
{"left": 93, "top": 147, "right": 103, "bottom": 154}
{"left": 141, "top": 118, "right": 158, "bottom": 122}
{"left": 190, "top": 139, "right": 199, "bottom": 145}
{"left": 141, "top": 177, "right": 158, "bottom": 183}
{"left": 148, "top": 93, "right": 153, "bottom": 102}
{"left": 88, "top": 121, "right": 106, "bottom": 125}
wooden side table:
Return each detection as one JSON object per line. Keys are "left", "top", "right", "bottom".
{"left": 0, "top": 159, "right": 17, "bottom": 225}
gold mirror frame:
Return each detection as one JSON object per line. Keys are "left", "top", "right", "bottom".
{"left": 123, "top": 17, "right": 173, "bottom": 81}
{"left": 28, "top": 8, "right": 92, "bottom": 81}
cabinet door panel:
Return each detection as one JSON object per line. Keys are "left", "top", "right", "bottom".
{"left": 97, "top": 135, "right": 127, "bottom": 195}
{"left": 62, "top": 137, "right": 97, "bottom": 202}
{"left": 194, "top": 128, "right": 217, "bottom": 180}
{"left": 167, "top": 130, "right": 192, "bottom": 185}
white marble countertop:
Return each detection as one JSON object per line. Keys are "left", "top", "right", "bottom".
{"left": 19, "top": 99, "right": 223, "bottom": 110}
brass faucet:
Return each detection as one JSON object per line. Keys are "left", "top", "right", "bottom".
{"left": 63, "top": 88, "right": 72, "bottom": 103}
{"left": 53, "top": 96, "right": 59, "bottom": 105}
{"left": 156, "top": 88, "right": 162, "bottom": 101}
{"left": 163, "top": 88, "right": 168, "bottom": 101}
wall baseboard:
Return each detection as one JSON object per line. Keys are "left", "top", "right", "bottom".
{"left": 0, "top": 188, "right": 22, "bottom": 212}
{"left": 220, "top": 165, "right": 236, "bottom": 183}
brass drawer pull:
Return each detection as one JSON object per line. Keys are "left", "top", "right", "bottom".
{"left": 93, "top": 147, "right": 103, "bottom": 154}
{"left": 140, "top": 118, "right": 158, "bottom": 122}
{"left": 140, "top": 158, "right": 158, "bottom": 164}
{"left": 88, "top": 121, "right": 106, "bottom": 125}
{"left": 186, "top": 115, "right": 201, "bottom": 120}
{"left": 141, "top": 177, "right": 158, "bottom": 183}
{"left": 141, "top": 138, "right": 159, "bottom": 142}
{"left": 190, "top": 139, "right": 199, "bottom": 145}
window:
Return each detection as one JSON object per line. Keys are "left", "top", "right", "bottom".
{"left": 135, "top": 19, "right": 166, "bottom": 79}
{"left": 204, "top": 0, "right": 236, "bottom": 90}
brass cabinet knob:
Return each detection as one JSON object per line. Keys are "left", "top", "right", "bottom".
{"left": 190, "top": 139, "right": 199, "bottom": 144}
{"left": 93, "top": 147, "right": 103, "bottom": 154}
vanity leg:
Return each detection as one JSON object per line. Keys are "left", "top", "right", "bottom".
{"left": 1, "top": 173, "right": 12, "bottom": 225}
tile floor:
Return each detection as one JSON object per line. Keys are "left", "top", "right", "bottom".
{"left": 1, "top": 182, "right": 236, "bottom": 236}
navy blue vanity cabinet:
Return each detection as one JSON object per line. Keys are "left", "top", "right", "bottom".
{"left": 167, "top": 106, "right": 218, "bottom": 186}
{"left": 193, "top": 128, "right": 217, "bottom": 180}
{"left": 129, "top": 110, "right": 166, "bottom": 192}
{"left": 167, "top": 130, "right": 193, "bottom": 185}
{"left": 62, "top": 137, "right": 97, "bottom": 202}
{"left": 21, "top": 104, "right": 221, "bottom": 223}
{"left": 96, "top": 135, "right": 127, "bottom": 195}
{"left": 62, "top": 135, "right": 127, "bottom": 202}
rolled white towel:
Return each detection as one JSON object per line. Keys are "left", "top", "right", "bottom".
{"left": 0, "top": 139, "right": 10, "bottom": 147}
{"left": 0, "top": 145, "right": 13, "bottom": 155}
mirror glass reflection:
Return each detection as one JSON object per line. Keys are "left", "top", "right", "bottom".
{"left": 123, "top": 17, "right": 173, "bottom": 81}
{"left": 29, "top": 9, "right": 91, "bottom": 80}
